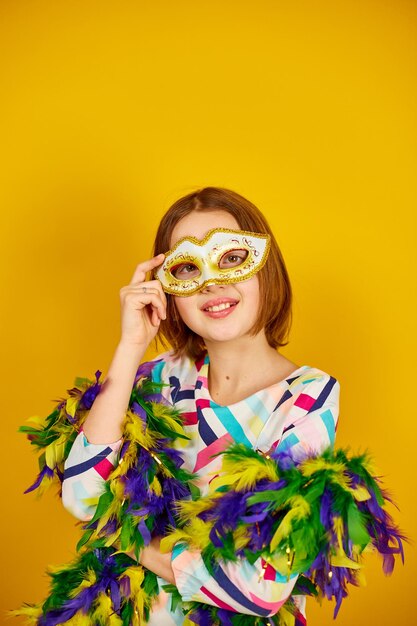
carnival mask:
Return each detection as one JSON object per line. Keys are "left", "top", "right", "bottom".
{"left": 155, "top": 228, "right": 271, "bottom": 296}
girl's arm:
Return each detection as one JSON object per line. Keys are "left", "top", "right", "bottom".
{"left": 62, "top": 353, "right": 169, "bottom": 519}
{"left": 81, "top": 254, "right": 166, "bottom": 444}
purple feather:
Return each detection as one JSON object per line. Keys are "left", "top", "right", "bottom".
{"left": 134, "top": 360, "right": 160, "bottom": 381}
{"left": 80, "top": 372, "right": 102, "bottom": 409}
{"left": 24, "top": 465, "right": 54, "bottom": 494}
{"left": 137, "top": 519, "right": 152, "bottom": 545}
{"left": 119, "top": 575, "right": 131, "bottom": 597}
{"left": 187, "top": 607, "right": 212, "bottom": 626}
{"left": 216, "top": 609, "right": 234, "bottom": 625}
{"left": 131, "top": 401, "right": 147, "bottom": 422}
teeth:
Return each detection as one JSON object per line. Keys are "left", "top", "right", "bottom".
{"left": 206, "top": 302, "right": 234, "bottom": 312}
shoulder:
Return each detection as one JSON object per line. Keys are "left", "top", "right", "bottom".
{"left": 256, "top": 365, "right": 341, "bottom": 456}
{"left": 288, "top": 365, "right": 340, "bottom": 413}
{"left": 138, "top": 350, "right": 197, "bottom": 383}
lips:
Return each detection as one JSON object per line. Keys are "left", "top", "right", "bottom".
{"left": 200, "top": 297, "right": 239, "bottom": 315}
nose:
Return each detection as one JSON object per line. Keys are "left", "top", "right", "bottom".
{"left": 200, "top": 281, "right": 225, "bottom": 294}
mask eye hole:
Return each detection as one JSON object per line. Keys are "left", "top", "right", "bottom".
{"left": 219, "top": 249, "right": 248, "bottom": 269}
{"left": 170, "top": 263, "right": 201, "bottom": 280}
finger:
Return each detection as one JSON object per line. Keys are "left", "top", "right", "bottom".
{"left": 143, "top": 279, "right": 168, "bottom": 307}
{"left": 129, "top": 254, "right": 165, "bottom": 286}
{"left": 123, "top": 282, "right": 167, "bottom": 310}
{"left": 122, "top": 289, "right": 167, "bottom": 320}
{"left": 151, "top": 307, "right": 161, "bottom": 327}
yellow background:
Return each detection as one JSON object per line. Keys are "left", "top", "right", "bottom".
{"left": 1, "top": 1, "right": 415, "bottom": 624}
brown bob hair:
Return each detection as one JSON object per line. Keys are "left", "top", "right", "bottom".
{"left": 153, "top": 187, "right": 292, "bottom": 361}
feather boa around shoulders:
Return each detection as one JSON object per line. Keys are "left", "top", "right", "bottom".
{"left": 12, "top": 368, "right": 406, "bottom": 626}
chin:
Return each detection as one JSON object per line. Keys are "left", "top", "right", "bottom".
{"left": 203, "top": 328, "right": 254, "bottom": 344}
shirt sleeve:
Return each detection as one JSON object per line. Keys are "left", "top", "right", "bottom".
{"left": 61, "top": 352, "right": 175, "bottom": 521}
{"left": 61, "top": 430, "right": 123, "bottom": 520}
{"left": 170, "top": 372, "right": 341, "bottom": 617}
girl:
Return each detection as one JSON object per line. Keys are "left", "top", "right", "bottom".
{"left": 61, "top": 186, "right": 340, "bottom": 625}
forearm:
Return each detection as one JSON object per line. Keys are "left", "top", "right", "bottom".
{"left": 130, "top": 537, "right": 175, "bottom": 584}
{"left": 82, "top": 340, "right": 147, "bottom": 444}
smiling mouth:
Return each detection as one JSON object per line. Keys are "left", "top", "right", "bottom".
{"left": 204, "top": 302, "right": 237, "bottom": 312}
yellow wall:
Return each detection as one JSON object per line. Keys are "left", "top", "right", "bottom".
{"left": 1, "top": 1, "right": 415, "bottom": 624}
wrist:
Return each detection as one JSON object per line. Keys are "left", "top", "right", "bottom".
{"left": 116, "top": 338, "right": 148, "bottom": 359}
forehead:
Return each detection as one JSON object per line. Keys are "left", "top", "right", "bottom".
{"left": 170, "top": 210, "right": 240, "bottom": 247}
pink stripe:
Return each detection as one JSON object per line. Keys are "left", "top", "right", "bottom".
{"left": 195, "top": 356, "right": 205, "bottom": 372}
{"left": 182, "top": 411, "right": 198, "bottom": 425}
{"left": 201, "top": 586, "right": 236, "bottom": 611}
{"left": 248, "top": 591, "right": 286, "bottom": 612}
{"left": 94, "top": 458, "right": 114, "bottom": 479}
{"left": 196, "top": 397, "right": 210, "bottom": 410}
{"left": 294, "top": 393, "right": 315, "bottom": 410}
{"left": 295, "top": 612, "right": 307, "bottom": 625}
{"left": 262, "top": 559, "right": 278, "bottom": 581}
{"left": 193, "top": 433, "right": 234, "bottom": 472}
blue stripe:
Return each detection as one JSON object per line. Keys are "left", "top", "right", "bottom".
{"left": 308, "top": 376, "right": 337, "bottom": 413}
{"left": 212, "top": 405, "right": 252, "bottom": 447}
{"left": 197, "top": 407, "right": 218, "bottom": 445}
{"left": 211, "top": 564, "right": 271, "bottom": 616}
{"left": 175, "top": 389, "right": 195, "bottom": 401}
{"left": 151, "top": 360, "right": 165, "bottom": 384}
{"left": 282, "top": 422, "right": 295, "bottom": 434}
{"left": 273, "top": 389, "right": 293, "bottom": 411}
{"left": 320, "top": 408, "right": 336, "bottom": 446}
{"left": 63, "top": 447, "right": 113, "bottom": 479}
{"left": 277, "top": 432, "right": 299, "bottom": 452}
{"left": 171, "top": 543, "right": 188, "bottom": 561}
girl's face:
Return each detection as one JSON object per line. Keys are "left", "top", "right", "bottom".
{"left": 170, "top": 210, "right": 262, "bottom": 347}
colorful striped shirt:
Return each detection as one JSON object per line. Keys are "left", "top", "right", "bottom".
{"left": 62, "top": 350, "right": 340, "bottom": 625}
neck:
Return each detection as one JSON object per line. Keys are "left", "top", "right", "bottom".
{"left": 204, "top": 332, "right": 282, "bottom": 400}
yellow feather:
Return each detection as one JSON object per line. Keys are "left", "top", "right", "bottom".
{"left": 276, "top": 605, "right": 296, "bottom": 626}
{"left": 329, "top": 515, "right": 363, "bottom": 569}
{"left": 175, "top": 493, "right": 222, "bottom": 519}
{"left": 95, "top": 479, "right": 126, "bottom": 533}
{"left": 330, "top": 552, "right": 362, "bottom": 569}
{"left": 92, "top": 592, "right": 124, "bottom": 625}
{"left": 268, "top": 552, "right": 292, "bottom": 576}
{"left": 354, "top": 566, "right": 367, "bottom": 587}
{"left": 151, "top": 402, "right": 186, "bottom": 435}
{"left": 33, "top": 475, "right": 55, "bottom": 498}
{"left": 162, "top": 517, "right": 214, "bottom": 552}
{"left": 210, "top": 455, "right": 279, "bottom": 492}
{"left": 233, "top": 525, "right": 251, "bottom": 551}
{"left": 270, "top": 495, "right": 310, "bottom": 552}
{"left": 68, "top": 568, "right": 97, "bottom": 597}
{"left": 104, "top": 527, "right": 122, "bottom": 547}
{"left": 349, "top": 484, "right": 371, "bottom": 502}
{"left": 301, "top": 457, "right": 346, "bottom": 477}
{"left": 122, "top": 565, "right": 145, "bottom": 597}
{"left": 123, "top": 411, "right": 156, "bottom": 448}
{"left": 122, "top": 566, "right": 146, "bottom": 623}
{"left": 26, "top": 414, "right": 46, "bottom": 426}
{"left": 7, "top": 605, "right": 42, "bottom": 622}
{"left": 65, "top": 395, "right": 80, "bottom": 418}
{"left": 63, "top": 611, "right": 93, "bottom": 626}
{"left": 149, "top": 475, "right": 162, "bottom": 495}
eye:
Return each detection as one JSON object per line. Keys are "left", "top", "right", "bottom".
{"left": 219, "top": 249, "right": 248, "bottom": 269}
{"left": 171, "top": 263, "right": 201, "bottom": 279}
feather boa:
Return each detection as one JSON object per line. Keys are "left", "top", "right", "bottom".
{"left": 12, "top": 367, "right": 405, "bottom": 626}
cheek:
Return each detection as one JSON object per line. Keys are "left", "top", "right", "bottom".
{"left": 173, "top": 295, "right": 196, "bottom": 324}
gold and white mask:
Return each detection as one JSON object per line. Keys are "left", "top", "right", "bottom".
{"left": 155, "top": 228, "right": 271, "bottom": 296}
